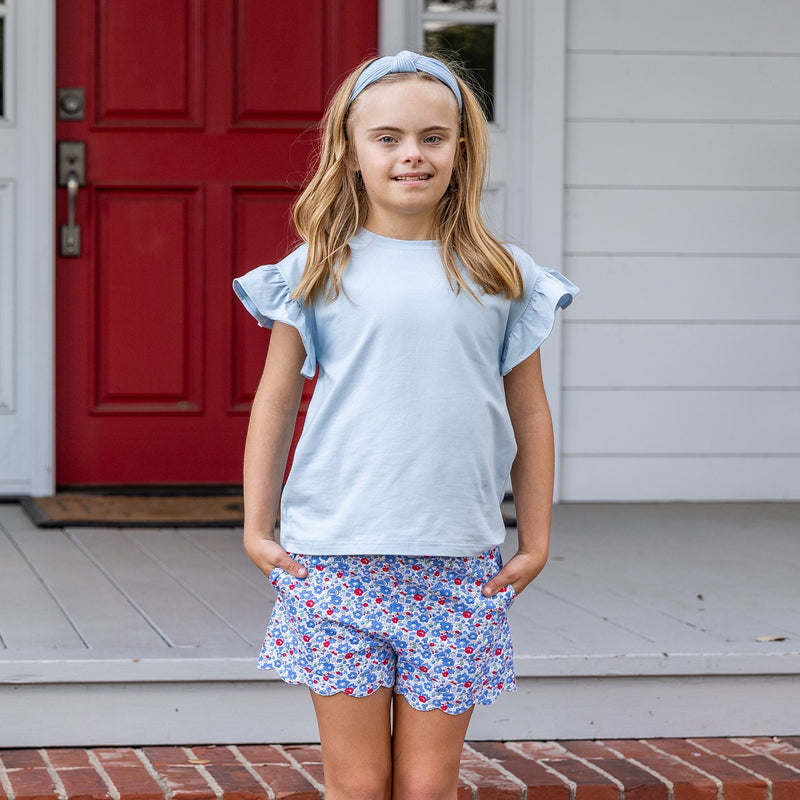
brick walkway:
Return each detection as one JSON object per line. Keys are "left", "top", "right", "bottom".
{"left": 2, "top": 738, "right": 800, "bottom": 799}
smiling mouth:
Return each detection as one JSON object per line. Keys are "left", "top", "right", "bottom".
{"left": 394, "top": 175, "right": 430, "bottom": 181}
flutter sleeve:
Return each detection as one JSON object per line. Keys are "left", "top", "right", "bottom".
{"left": 233, "top": 252, "right": 318, "bottom": 379}
{"left": 501, "top": 249, "right": 579, "bottom": 375}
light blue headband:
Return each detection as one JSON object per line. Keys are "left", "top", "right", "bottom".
{"left": 349, "top": 50, "right": 463, "bottom": 111}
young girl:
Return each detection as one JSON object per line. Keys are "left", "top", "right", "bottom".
{"left": 234, "top": 51, "right": 577, "bottom": 800}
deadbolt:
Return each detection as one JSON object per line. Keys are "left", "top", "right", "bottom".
{"left": 58, "top": 88, "right": 85, "bottom": 121}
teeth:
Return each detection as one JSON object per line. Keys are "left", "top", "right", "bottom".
{"left": 395, "top": 175, "right": 429, "bottom": 181}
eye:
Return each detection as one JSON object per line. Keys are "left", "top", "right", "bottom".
{"left": 424, "top": 135, "right": 442, "bottom": 144}
{"left": 378, "top": 135, "right": 396, "bottom": 144}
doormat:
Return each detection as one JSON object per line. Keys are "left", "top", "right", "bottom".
{"left": 20, "top": 493, "right": 245, "bottom": 528}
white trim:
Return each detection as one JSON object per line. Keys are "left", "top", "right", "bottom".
{"left": 0, "top": 0, "right": 55, "bottom": 495}
{"left": 527, "top": 0, "right": 567, "bottom": 499}
{"left": 0, "top": 0, "right": 16, "bottom": 125}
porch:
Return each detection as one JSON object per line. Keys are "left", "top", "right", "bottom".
{"left": 1, "top": 500, "right": 798, "bottom": 748}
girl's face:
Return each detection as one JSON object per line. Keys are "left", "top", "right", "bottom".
{"left": 347, "top": 77, "right": 463, "bottom": 240}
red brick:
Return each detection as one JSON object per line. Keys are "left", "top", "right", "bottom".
{"left": 156, "top": 766, "right": 216, "bottom": 800}
{"left": 603, "top": 740, "right": 718, "bottom": 800}
{"left": 189, "top": 747, "right": 237, "bottom": 765}
{"left": 92, "top": 748, "right": 147, "bottom": 769}
{"left": 235, "top": 745, "right": 291, "bottom": 766}
{"left": 560, "top": 740, "right": 619, "bottom": 759}
{"left": 43, "top": 749, "right": 93, "bottom": 770}
{"left": 459, "top": 745, "right": 522, "bottom": 799}
{"left": 0, "top": 750, "right": 48, "bottom": 769}
{"left": 3, "top": 768, "right": 58, "bottom": 800}
{"left": 248, "top": 762, "right": 319, "bottom": 800}
{"left": 782, "top": 738, "right": 800, "bottom": 749}
{"left": 282, "top": 746, "right": 325, "bottom": 788}
{"left": 98, "top": 763, "right": 163, "bottom": 800}
{"left": 202, "top": 763, "right": 264, "bottom": 800}
{"left": 56, "top": 766, "right": 111, "bottom": 800}
{"left": 726, "top": 755, "right": 800, "bottom": 800}
{"left": 514, "top": 742, "right": 571, "bottom": 759}
{"left": 469, "top": 743, "right": 570, "bottom": 799}
{"left": 589, "top": 759, "right": 667, "bottom": 800}
{"left": 648, "top": 740, "right": 767, "bottom": 799}
{"left": 691, "top": 738, "right": 754, "bottom": 757}
{"left": 141, "top": 747, "right": 192, "bottom": 767}
{"left": 538, "top": 757, "right": 619, "bottom": 799}
{"left": 734, "top": 738, "right": 800, "bottom": 770}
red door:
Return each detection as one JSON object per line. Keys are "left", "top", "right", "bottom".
{"left": 55, "top": 1, "right": 377, "bottom": 485}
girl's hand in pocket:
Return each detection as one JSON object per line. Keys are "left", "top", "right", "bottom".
{"left": 244, "top": 532, "right": 308, "bottom": 580}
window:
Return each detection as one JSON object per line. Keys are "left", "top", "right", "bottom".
{"left": 423, "top": 0, "right": 498, "bottom": 120}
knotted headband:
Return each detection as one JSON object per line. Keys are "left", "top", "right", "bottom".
{"left": 349, "top": 50, "right": 463, "bottom": 111}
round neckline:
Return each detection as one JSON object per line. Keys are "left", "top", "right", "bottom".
{"left": 351, "top": 228, "right": 438, "bottom": 251}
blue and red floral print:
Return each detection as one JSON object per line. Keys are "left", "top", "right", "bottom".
{"left": 259, "top": 547, "right": 517, "bottom": 714}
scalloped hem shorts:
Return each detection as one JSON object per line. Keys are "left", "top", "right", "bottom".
{"left": 258, "top": 546, "right": 517, "bottom": 715}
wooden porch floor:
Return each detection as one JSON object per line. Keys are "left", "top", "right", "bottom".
{"left": 1, "top": 500, "right": 798, "bottom": 747}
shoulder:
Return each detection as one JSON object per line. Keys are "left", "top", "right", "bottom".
{"left": 503, "top": 243, "right": 547, "bottom": 305}
{"left": 271, "top": 242, "right": 309, "bottom": 287}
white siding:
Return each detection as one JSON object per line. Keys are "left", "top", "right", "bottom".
{"left": 561, "top": 0, "right": 800, "bottom": 500}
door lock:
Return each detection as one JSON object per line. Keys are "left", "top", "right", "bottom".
{"left": 57, "top": 141, "right": 86, "bottom": 257}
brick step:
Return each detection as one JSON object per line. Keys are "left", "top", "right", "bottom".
{"left": 2, "top": 737, "right": 800, "bottom": 800}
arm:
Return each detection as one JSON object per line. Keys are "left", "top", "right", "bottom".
{"left": 483, "top": 348, "right": 554, "bottom": 597}
{"left": 242, "top": 320, "right": 309, "bottom": 580}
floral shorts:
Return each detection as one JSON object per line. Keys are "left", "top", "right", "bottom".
{"left": 259, "top": 546, "right": 517, "bottom": 715}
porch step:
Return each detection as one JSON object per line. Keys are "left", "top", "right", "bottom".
{"left": 3, "top": 738, "right": 800, "bottom": 799}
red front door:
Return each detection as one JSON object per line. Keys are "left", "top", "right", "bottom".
{"left": 55, "top": 1, "right": 376, "bottom": 485}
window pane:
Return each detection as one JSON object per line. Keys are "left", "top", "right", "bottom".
{"left": 425, "top": 0, "right": 497, "bottom": 10}
{"left": 0, "top": 17, "right": 4, "bottom": 117}
{"left": 424, "top": 23, "right": 495, "bottom": 120}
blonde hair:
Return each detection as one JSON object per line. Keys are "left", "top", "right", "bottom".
{"left": 291, "top": 54, "right": 522, "bottom": 303}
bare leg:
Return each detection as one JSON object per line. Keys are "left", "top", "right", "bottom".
{"left": 391, "top": 694, "right": 474, "bottom": 800}
{"left": 309, "top": 687, "right": 393, "bottom": 800}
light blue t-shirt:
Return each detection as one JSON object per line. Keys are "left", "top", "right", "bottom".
{"left": 233, "top": 229, "right": 578, "bottom": 556}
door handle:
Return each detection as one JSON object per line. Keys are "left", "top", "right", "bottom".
{"left": 58, "top": 141, "right": 86, "bottom": 257}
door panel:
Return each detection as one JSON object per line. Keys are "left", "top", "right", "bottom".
{"left": 56, "top": 0, "right": 377, "bottom": 485}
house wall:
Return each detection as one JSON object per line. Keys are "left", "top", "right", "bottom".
{"left": 560, "top": 0, "right": 800, "bottom": 500}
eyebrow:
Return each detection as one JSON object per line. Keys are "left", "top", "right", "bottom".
{"left": 365, "top": 125, "right": 455, "bottom": 134}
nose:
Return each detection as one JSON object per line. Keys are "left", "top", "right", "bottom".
{"left": 402, "top": 140, "right": 424, "bottom": 164}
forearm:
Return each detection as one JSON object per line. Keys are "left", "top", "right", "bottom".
{"left": 509, "top": 400, "right": 554, "bottom": 563}
{"left": 242, "top": 383, "right": 303, "bottom": 541}
{"left": 241, "top": 322, "right": 307, "bottom": 567}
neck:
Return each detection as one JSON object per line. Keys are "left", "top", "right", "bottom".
{"left": 364, "top": 212, "right": 434, "bottom": 241}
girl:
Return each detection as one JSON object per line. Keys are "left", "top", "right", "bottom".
{"left": 234, "top": 51, "right": 578, "bottom": 800}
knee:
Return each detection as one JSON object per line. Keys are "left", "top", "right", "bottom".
{"left": 325, "top": 770, "right": 391, "bottom": 800}
{"left": 393, "top": 772, "right": 458, "bottom": 800}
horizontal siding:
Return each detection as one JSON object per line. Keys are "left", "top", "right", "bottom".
{"left": 561, "top": 457, "right": 800, "bottom": 502}
{"left": 563, "top": 324, "right": 800, "bottom": 389}
{"left": 565, "top": 188, "right": 800, "bottom": 255}
{"left": 563, "top": 390, "right": 800, "bottom": 455}
{"left": 562, "top": 1, "right": 800, "bottom": 500}
{"left": 563, "top": 257, "right": 800, "bottom": 322}
{"left": 568, "top": 0, "right": 800, "bottom": 53}
{"left": 568, "top": 54, "right": 800, "bottom": 122}
{"left": 566, "top": 123, "right": 800, "bottom": 188}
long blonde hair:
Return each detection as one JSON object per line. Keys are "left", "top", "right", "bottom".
{"left": 291, "top": 54, "right": 523, "bottom": 303}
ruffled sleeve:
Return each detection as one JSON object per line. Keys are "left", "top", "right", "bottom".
{"left": 501, "top": 251, "right": 579, "bottom": 375}
{"left": 233, "top": 253, "right": 318, "bottom": 379}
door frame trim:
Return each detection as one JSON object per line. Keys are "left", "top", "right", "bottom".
{"left": 4, "top": 0, "right": 55, "bottom": 496}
